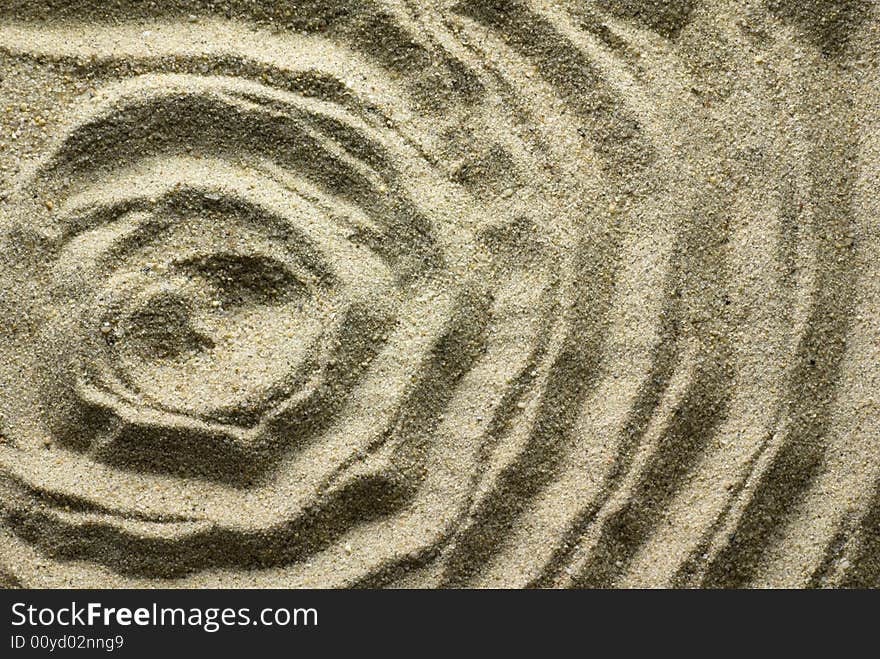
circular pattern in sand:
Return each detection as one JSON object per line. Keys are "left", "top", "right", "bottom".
{"left": 0, "top": 1, "right": 876, "bottom": 587}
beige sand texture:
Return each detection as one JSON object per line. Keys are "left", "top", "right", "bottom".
{"left": 0, "top": 0, "right": 877, "bottom": 588}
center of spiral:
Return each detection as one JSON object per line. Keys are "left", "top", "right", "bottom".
{"left": 30, "top": 154, "right": 400, "bottom": 484}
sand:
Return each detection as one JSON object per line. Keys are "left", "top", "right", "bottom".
{"left": 0, "top": 0, "right": 877, "bottom": 588}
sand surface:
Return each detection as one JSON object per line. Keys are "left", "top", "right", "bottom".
{"left": 0, "top": 0, "right": 877, "bottom": 588}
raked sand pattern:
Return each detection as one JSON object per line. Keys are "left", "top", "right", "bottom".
{"left": 0, "top": 1, "right": 878, "bottom": 588}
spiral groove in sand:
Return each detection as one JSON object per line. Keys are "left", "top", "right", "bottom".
{"left": 0, "top": 0, "right": 877, "bottom": 587}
